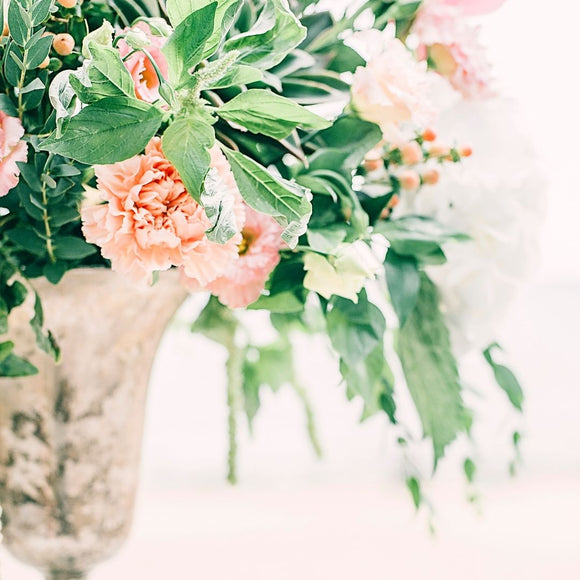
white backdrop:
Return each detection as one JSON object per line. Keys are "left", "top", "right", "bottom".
{"left": 3, "top": 0, "right": 580, "bottom": 577}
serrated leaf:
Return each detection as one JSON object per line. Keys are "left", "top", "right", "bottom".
{"left": 40, "top": 97, "right": 163, "bottom": 164}
{"left": 218, "top": 89, "right": 330, "bottom": 139}
{"left": 224, "top": 148, "right": 311, "bottom": 248}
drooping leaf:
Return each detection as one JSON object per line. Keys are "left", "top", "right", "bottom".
{"left": 483, "top": 343, "right": 524, "bottom": 411}
{"left": 384, "top": 250, "right": 420, "bottom": 327}
{"left": 396, "top": 274, "right": 471, "bottom": 466}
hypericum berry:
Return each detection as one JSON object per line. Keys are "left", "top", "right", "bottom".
{"left": 428, "top": 142, "right": 450, "bottom": 158}
{"left": 422, "top": 168, "right": 440, "bottom": 186}
{"left": 422, "top": 128, "right": 437, "bottom": 142}
{"left": 38, "top": 56, "right": 51, "bottom": 69}
{"left": 380, "top": 194, "right": 400, "bottom": 219}
{"left": 401, "top": 141, "right": 423, "bottom": 165}
{"left": 364, "top": 158, "right": 383, "bottom": 172}
{"left": 398, "top": 169, "right": 421, "bottom": 191}
{"left": 459, "top": 145, "right": 473, "bottom": 158}
{"left": 57, "top": 0, "right": 78, "bottom": 8}
{"left": 53, "top": 33, "right": 75, "bottom": 56}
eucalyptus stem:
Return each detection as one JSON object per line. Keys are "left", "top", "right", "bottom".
{"left": 225, "top": 342, "right": 244, "bottom": 484}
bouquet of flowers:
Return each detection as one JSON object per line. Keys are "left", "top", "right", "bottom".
{"left": 0, "top": 0, "right": 535, "bottom": 498}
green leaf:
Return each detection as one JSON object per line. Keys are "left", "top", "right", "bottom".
{"left": 464, "top": 458, "right": 476, "bottom": 483}
{"left": 384, "top": 250, "right": 420, "bottom": 327}
{"left": 0, "top": 95, "right": 18, "bottom": 116}
{"left": 162, "top": 2, "right": 216, "bottom": 86}
{"left": 202, "top": 162, "right": 238, "bottom": 244}
{"left": 327, "top": 290, "right": 386, "bottom": 369}
{"left": 248, "top": 291, "right": 304, "bottom": 313}
{"left": 396, "top": 274, "right": 471, "bottom": 466}
{"left": 31, "top": 0, "right": 53, "bottom": 26}
{"left": 70, "top": 43, "right": 136, "bottom": 103}
{"left": 8, "top": 0, "right": 31, "bottom": 47}
{"left": 224, "top": 148, "right": 312, "bottom": 248}
{"left": 167, "top": 0, "right": 241, "bottom": 58}
{"left": 0, "top": 341, "right": 13, "bottom": 363}
{"left": 30, "top": 292, "right": 60, "bottom": 361}
{"left": 54, "top": 236, "right": 98, "bottom": 260}
{"left": 162, "top": 115, "right": 215, "bottom": 201}
{"left": 24, "top": 34, "right": 52, "bottom": 70}
{"left": 224, "top": 0, "right": 306, "bottom": 70}
{"left": 375, "top": 216, "right": 469, "bottom": 262}
{"left": 0, "top": 353, "right": 38, "bottom": 377}
{"left": 40, "top": 97, "right": 164, "bottom": 165}
{"left": 483, "top": 343, "right": 524, "bottom": 411}
{"left": 406, "top": 476, "right": 422, "bottom": 510}
{"left": 218, "top": 89, "right": 330, "bottom": 140}
{"left": 191, "top": 295, "right": 238, "bottom": 347}
{"left": 306, "top": 225, "right": 347, "bottom": 254}
{"left": 5, "top": 227, "right": 47, "bottom": 256}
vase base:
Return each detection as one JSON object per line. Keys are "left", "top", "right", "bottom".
{"left": 47, "top": 572, "right": 87, "bottom": 580}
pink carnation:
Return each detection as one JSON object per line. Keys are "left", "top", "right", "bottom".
{"left": 82, "top": 139, "right": 243, "bottom": 285}
{"left": 117, "top": 23, "right": 168, "bottom": 103}
{"left": 412, "top": 2, "right": 494, "bottom": 98}
{"left": 0, "top": 111, "right": 28, "bottom": 197}
{"left": 206, "top": 206, "right": 284, "bottom": 308}
{"left": 440, "top": 0, "right": 506, "bottom": 16}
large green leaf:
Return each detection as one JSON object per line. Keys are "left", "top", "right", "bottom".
{"left": 396, "top": 274, "right": 471, "bottom": 466}
{"left": 40, "top": 97, "right": 164, "bottom": 164}
{"left": 162, "top": 2, "right": 216, "bottom": 86}
{"left": 162, "top": 115, "right": 215, "bottom": 201}
{"left": 224, "top": 148, "right": 311, "bottom": 248}
{"left": 326, "top": 290, "right": 386, "bottom": 369}
{"left": 224, "top": 0, "right": 306, "bottom": 70}
{"left": 384, "top": 250, "right": 420, "bottom": 327}
{"left": 218, "top": 89, "right": 330, "bottom": 139}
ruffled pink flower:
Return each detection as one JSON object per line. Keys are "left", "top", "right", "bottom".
{"left": 117, "top": 23, "right": 168, "bottom": 103}
{"left": 0, "top": 111, "right": 28, "bottom": 197}
{"left": 412, "top": 2, "right": 494, "bottom": 98}
{"left": 206, "top": 205, "right": 284, "bottom": 308}
{"left": 441, "top": 0, "right": 507, "bottom": 16}
{"left": 350, "top": 28, "right": 437, "bottom": 143}
{"left": 82, "top": 139, "right": 243, "bottom": 285}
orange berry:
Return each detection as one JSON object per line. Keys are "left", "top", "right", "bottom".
{"left": 428, "top": 142, "right": 450, "bottom": 157}
{"left": 38, "top": 56, "right": 51, "bottom": 69}
{"left": 459, "top": 145, "right": 473, "bottom": 157}
{"left": 364, "top": 158, "right": 383, "bottom": 172}
{"left": 422, "top": 168, "right": 440, "bottom": 186}
{"left": 2, "top": 21, "right": 9, "bottom": 37}
{"left": 53, "top": 33, "right": 75, "bottom": 56}
{"left": 387, "top": 194, "right": 400, "bottom": 209}
{"left": 422, "top": 128, "right": 437, "bottom": 142}
{"left": 401, "top": 141, "right": 423, "bottom": 165}
{"left": 57, "top": 0, "right": 78, "bottom": 8}
{"left": 398, "top": 169, "right": 421, "bottom": 191}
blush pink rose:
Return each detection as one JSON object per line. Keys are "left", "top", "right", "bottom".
{"left": 350, "top": 28, "right": 437, "bottom": 143}
{"left": 0, "top": 111, "right": 28, "bottom": 197}
{"left": 205, "top": 205, "right": 284, "bottom": 308}
{"left": 82, "top": 138, "right": 243, "bottom": 285}
{"left": 412, "top": 3, "right": 494, "bottom": 98}
{"left": 117, "top": 23, "right": 169, "bottom": 103}
{"left": 441, "top": 0, "right": 507, "bottom": 15}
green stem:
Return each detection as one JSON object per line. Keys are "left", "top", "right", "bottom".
{"left": 225, "top": 342, "right": 244, "bottom": 485}
{"left": 291, "top": 382, "right": 322, "bottom": 458}
{"left": 41, "top": 158, "right": 57, "bottom": 263}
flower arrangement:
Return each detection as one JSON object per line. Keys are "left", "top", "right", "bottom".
{"left": 0, "top": 0, "right": 531, "bottom": 499}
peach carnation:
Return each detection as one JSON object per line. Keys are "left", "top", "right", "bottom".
{"left": 205, "top": 205, "right": 284, "bottom": 308}
{"left": 117, "top": 23, "right": 169, "bottom": 103}
{"left": 412, "top": 2, "right": 494, "bottom": 98}
{"left": 82, "top": 139, "right": 243, "bottom": 285}
{"left": 0, "top": 111, "right": 28, "bottom": 197}
{"left": 350, "top": 27, "right": 437, "bottom": 144}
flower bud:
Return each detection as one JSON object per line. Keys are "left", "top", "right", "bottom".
{"left": 422, "top": 168, "right": 440, "bottom": 186}
{"left": 53, "top": 33, "right": 75, "bottom": 56}
{"left": 401, "top": 141, "right": 423, "bottom": 165}
{"left": 124, "top": 28, "right": 151, "bottom": 50}
{"left": 428, "top": 142, "right": 450, "bottom": 157}
{"left": 398, "top": 169, "right": 421, "bottom": 191}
